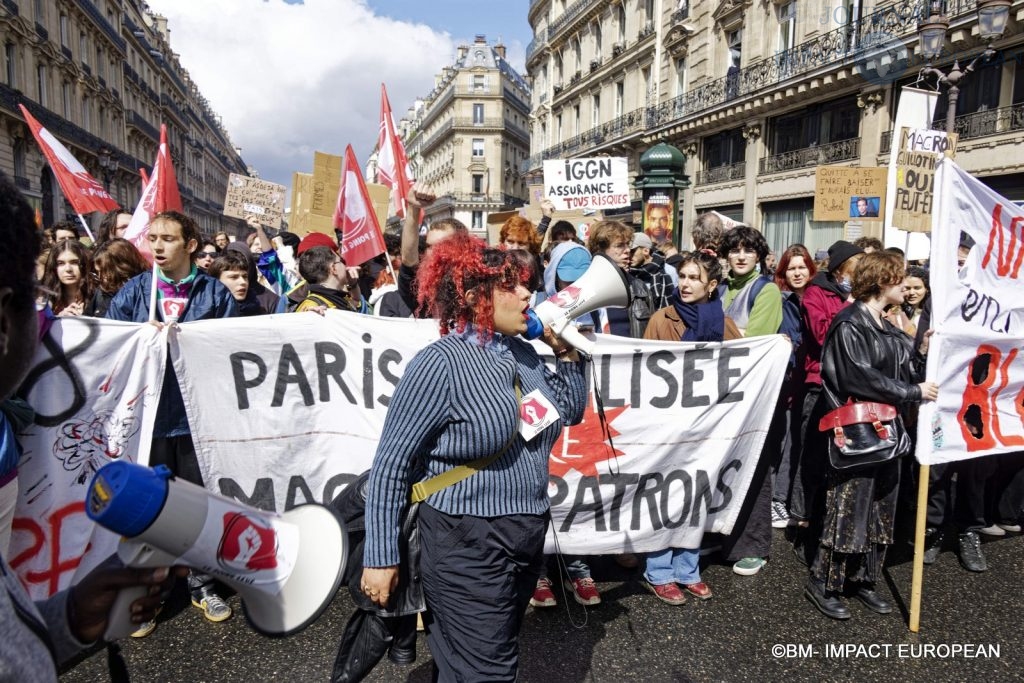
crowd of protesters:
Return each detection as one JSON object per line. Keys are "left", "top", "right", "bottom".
{"left": 2, "top": 172, "right": 1024, "bottom": 682}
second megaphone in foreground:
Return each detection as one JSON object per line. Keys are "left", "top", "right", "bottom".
{"left": 524, "top": 252, "right": 630, "bottom": 354}
{"left": 87, "top": 460, "right": 347, "bottom": 640}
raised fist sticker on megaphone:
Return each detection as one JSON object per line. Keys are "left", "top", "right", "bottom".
{"left": 523, "top": 252, "right": 630, "bottom": 354}
{"left": 87, "top": 461, "right": 347, "bottom": 640}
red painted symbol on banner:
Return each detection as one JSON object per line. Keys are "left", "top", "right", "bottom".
{"left": 9, "top": 502, "right": 89, "bottom": 596}
{"left": 548, "top": 402, "right": 627, "bottom": 478}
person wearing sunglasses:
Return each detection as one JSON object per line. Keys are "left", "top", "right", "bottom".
{"left": 195, "top": 241, "right": 219, "bottom": 271}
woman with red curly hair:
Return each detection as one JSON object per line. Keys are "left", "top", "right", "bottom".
{"left": 361, "top": 233, "right": 588, "bottom": 681}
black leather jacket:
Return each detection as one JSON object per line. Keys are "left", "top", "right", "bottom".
{"left": 820, "top": 301, "right": 926, "bottom": 412}
{"left": 331, "top": 472, "right": 424, "bottom": 617}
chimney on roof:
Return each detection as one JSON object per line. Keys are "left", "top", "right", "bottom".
{"left": 495, "top": 43, "right": 506, "bottom": 59}
{"left": 474, "top": 34, "right": 486, "bottom": 44}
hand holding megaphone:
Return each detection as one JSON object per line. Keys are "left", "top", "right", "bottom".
{"left": 523, "top": 253, "right": 631, "bottom": 355}
{"left": 87, "top": 461, "right": 347, "bottom": 640}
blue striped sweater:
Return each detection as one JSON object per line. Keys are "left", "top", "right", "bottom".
{"left": 363, "top": 329, "right": 588, "bottom": 567}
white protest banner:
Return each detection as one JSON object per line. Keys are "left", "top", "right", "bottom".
{"left": 916, "top": 158, "right": 1024, "bottom": 466}
{"left": 171, "top": 314, "right": 789, "bottom": 554}
{"left": 11, "top": 319, "right": 166, "bottom": 599}
{"left": 543, "top": 157, "right": 630, "bottom": 212}
{"left": 12, "top": 314, "right": 789, "bottom": 594}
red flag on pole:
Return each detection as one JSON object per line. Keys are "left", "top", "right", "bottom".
{"left": 123, "top": 124, "right": 183, "bottom": 258}
{"left": 335, "top": 145, "right": 386, "bottom": 267}
{"left": 139, "top": 168, "right": 149, "bottom": 194}
{"left": 18, "top": 104, "right": 119, "bottom": 214}
{"left": 376, "top": 84, "right": 414, "bottom": 219}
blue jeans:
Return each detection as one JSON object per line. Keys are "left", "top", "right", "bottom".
{"left": 644, "top": 547, "right": 700, "bottom": 585}
{"left": 537, "top": 555, "right": 591, "bottom": 580}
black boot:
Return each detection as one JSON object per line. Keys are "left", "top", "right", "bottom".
{"left": 923, "top": 527, "right": 944, "bottom": 565}
{"left": 958, "top": 531, "right": 988, "bottom": 572}
{"left": 386, "top": 614, "right": 417, "bottom": 665}
{"left": 855, "top": 584, "right": 893, "bottom": 615}
{"left": 804, "top": 577, "right": 851, "bottom": 620}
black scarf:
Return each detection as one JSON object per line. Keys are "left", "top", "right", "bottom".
{"left": 669, "top": 289, "right": 726, "bottom": 342}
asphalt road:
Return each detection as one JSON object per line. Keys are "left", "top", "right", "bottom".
{"left": 60, "top": 523, "right": 1023, "bottom": 683}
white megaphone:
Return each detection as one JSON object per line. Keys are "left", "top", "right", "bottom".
{"left": 86, "top": 460, "right": 346, "bottom": 640}
{"left": 524, "top": 252, "right": 630, "bottom": 354}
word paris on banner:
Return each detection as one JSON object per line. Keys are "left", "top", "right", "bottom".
{"left": 12, "top": 315, "right": 788, "bottom": 596}
{"left": 917, "top": 159, "right": 1024, "bottom": 466}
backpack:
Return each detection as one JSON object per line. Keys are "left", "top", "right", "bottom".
{"left": 717, "top": 276, "right": 801, "bottom": 343}
{"left": 628, "top": 276, "right": 656, "bottom": 338}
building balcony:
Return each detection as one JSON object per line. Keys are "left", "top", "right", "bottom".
{"left": 671, "top": 6, "right": 690, "bottom": 23}
{"left": 880, "top": 103, "right": 1024, "bottom": 153}
{"left": 420, "top": 119, "right": 454, "bottom": 155}
{"left": 35, "top": 22, "right": 48, "bottom": 41}
{"left": 637, "top": 21, "right": 655, "bottom": 41}
{"left": 696, "top": 161, "right": 746, "bottom": 186}
{"left": 1, "top": 0, "right": 18, "bottom": 17}
{"left": 521, "top": 105, "right": 648, "bottom": 173}
{"left": 648, "top": 0, "right": 979, "bottom": 134}
{"left": 74, "top": 0, "right": 126, "bottom": 53}
{"left": 448, "top": 191, "right": 526, "bottom": 208}
{"left": 525, "top": 27, "right": 549, "bottom": 66}
{"left": 126, "top": 109, "right": 160, "bottom": 143}
{"left": 759, "top": 138, "right": 860, "bottom": 175}
{"left": 549, "top": 0, "right": 602, "bottom": 39}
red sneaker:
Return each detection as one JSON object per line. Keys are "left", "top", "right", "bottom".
{"left": 530, "top": 578, "right": 556, "bottom": 608}
{"left": 683, "top": 582, "right": 713, "bottom": 600}
{"left": 566, "top": 577, "right": 601, "bottom": 606}
{"left": 643, "top": 580, "right": 687, "bottom": 605}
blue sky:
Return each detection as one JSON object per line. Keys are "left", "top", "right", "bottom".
{"left": 146, "top": 0, "right": 535, "bottom": 192}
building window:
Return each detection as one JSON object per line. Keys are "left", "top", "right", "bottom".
{"left": 472, "top": 74, "right": 485, "bottom": 91}
{"left": 615, "top": 81, "right": 623, "bottom": 117}
{"left": 472, "top": 138, "right": 484, "bottom": 156}
{"left": 556, "top": 113, "right": 563, "bottom": 142}
{"left": 593, "top": 21, "right": 602, "bottom": 58}
{"left": 617, "top": 5, "right": 626, "bottom": 43}
{"left": 728, "top": 29, "right": 742, "bottom": 70}
{"left": 13, "top": 138, "right": 25, "bottom": 179}
{"left": 704, "top": 128, "right": 744, "bottom": 169}
{"left": 778, "top": 2, "right": 796, "bottom": 54}
{"left": 642, "top": 67, "right": 652, "bottom": 104}
{"left": 674, "top": 57, "right": 687, "bottom": 97}
{"left": 34, "top": 0, "right": 44, "bottom": 22}
{"left": 573, "top": 104, "right": 580, "bottom": 135}
{"left": 96, "top": 47, "right": 104, "bottom": 80}
{"left": 5, "top": 43, "right": 15, "bottom": 87}
{"left": 573, "top": 38, "right": 581, "bottom": 72}
{"left": 472, "top": 173, "right": 484, "bottom": 193}
{"left": 36, "top": 64, "right": 47, "bottom": 107}
{"left": 59, "top": 14, "right": 68, "bottom": 46}
{"left": 62, "top": 81, "right": 71, "bottom": 118}
{"left": 591, "top": 94, "right": 600, "bottom": 127}
{"left": 471, "top": 210, "right": 483, "bottom": 229}
{"left": 80, "top": 33, "right": 88, "bottom": 65}
{"left": 81, "top": 97, "right": 90, "bottom": 130}
{"left": 555, "top": 52, "right": 563, "bottom": 82}
{"left": 473, "top": 103, "right": 484, "bottom": 124}
{"left": 644, "top": 0, "right": 655, "bottom": 22}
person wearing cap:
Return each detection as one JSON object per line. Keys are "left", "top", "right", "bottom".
{"left": 788, "top": 240, "right": 864, "bottom": 565}
{"left": 629, "top": 232, "right": 672, "bottom": 311}
{"left": 527, "top": 241, "right": 603, "bottom": 610}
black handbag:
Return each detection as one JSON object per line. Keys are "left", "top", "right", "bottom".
{"left": 819, "top": 400, "right": 912, "bottom": 470}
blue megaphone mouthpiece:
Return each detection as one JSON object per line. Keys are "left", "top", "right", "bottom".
{"left": 87, "top": 461, "right": 173, "bottom": 538}
{"left": 524, "top": 309, "right": 545, "bottom": 340}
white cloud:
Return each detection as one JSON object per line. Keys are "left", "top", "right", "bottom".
{"left": 146, "top": 0, "right": 455, "bottom": 190}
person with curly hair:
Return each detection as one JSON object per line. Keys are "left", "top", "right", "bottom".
{"left": 85, "top": 238, "right": 148, "bottom": 317}
{"left": 95, "top": 208, "right": 133, "bottom": 245}
{"left": 362, "top": 233, "right": 588, "bottom": 682}
{"left": 42, "top": 239, "right": 92, "bottom": 317}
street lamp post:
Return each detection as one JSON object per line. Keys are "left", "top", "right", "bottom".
{"left": 917, "top": 0, "right": 1011, "bottom": 134}
{"left": 98, "top": 147, "right": 116, "bottom": 192}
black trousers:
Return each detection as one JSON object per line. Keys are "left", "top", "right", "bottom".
{"left": 419, "top": 504, "right": 546, "bottom": 683}
{"left": 150, "top": 435, "right": 215, "bottom": 594}
{"left": 926, "top": 457, "right": 998, "bottom": 531}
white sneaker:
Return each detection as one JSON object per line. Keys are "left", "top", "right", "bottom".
{"left": 978, "top": 524, "right": 1006, "bottom": 537}
{"left": 771, "top": 501, "right": 790, "bottom": 529}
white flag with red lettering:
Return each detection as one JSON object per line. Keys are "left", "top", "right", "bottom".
{"left": 916, "top": 158, "right": 1024, "bottom": 465}
{"left": 19, "top": 105, "right": 118, "bottom": 214}
{"left": 335, "top": 145, "right": 386, "bottom": 267}
{"left": 376, "top": 84, "right": 414, "bottom": 219}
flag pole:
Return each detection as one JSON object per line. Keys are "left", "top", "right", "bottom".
{"left": 148, "top": 260, "right": 159, "bottom": 322}
{"left": 909, "top": 464, "right": 929, "bottom": 632}
{"left": 76, "top": 213, "right": 96, "bottom": 242}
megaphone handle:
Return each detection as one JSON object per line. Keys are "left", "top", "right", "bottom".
{"left": 552, "top": 323, "right": 595, "bottom": 356}
{"left": 103, "top": 541, "right": 180, "bottom": 641}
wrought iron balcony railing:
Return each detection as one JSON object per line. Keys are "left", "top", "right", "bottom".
{"left": 759, "top": 138, "right": 860, "bottom": 175}
{"left": 881, "top": 102, "right": 1024, "bottom": 153}
{"left": 696, "top": 161, "right": 746, "bottom": 186}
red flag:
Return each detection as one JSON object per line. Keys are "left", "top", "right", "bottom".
{"left": 123, "top": 124, "right": 183, "bottom": 259}
{"left": 19, "top": 104, "right": 118, "bottom": 214}
{"left": 335, "top": 145, "right": 386, "bottom": 267}
{"left": 376, "top": 84, "right": 414, "bottom": 219}
{"left": 139, "top": 168, "right": 149, "bottom": 193}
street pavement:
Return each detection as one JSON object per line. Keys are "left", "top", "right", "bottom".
{"left": 60, "top": 523, "right": 1023, "bottom": 683}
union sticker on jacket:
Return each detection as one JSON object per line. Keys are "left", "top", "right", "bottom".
{"left": 518, "top": 389, "right": 559, "bottom": 442}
